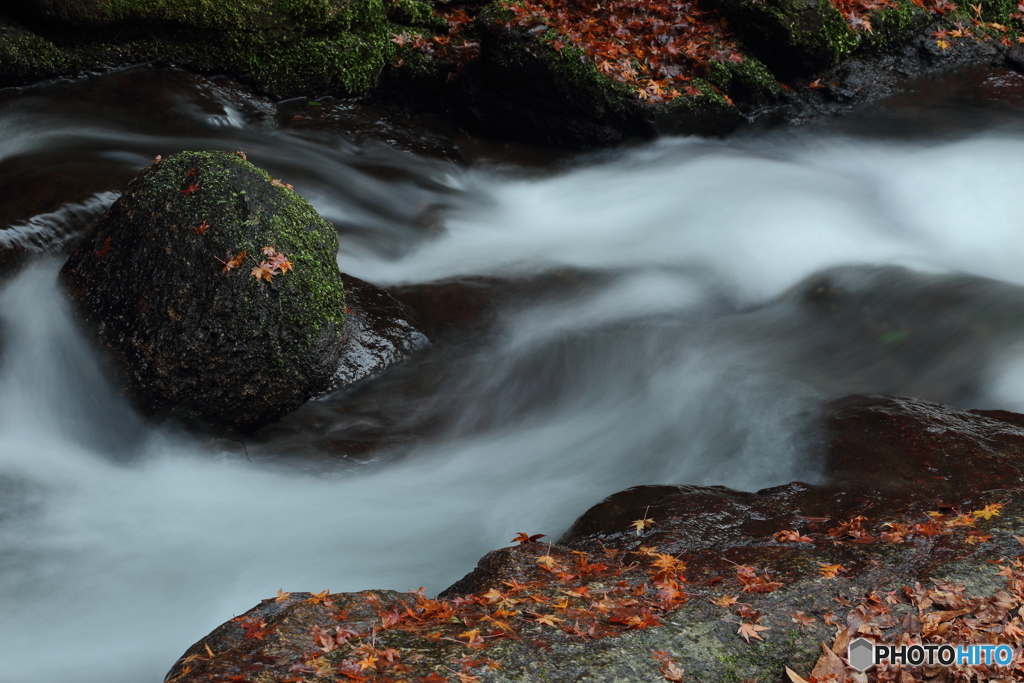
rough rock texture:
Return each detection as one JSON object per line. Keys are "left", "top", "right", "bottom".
{"left": 1, "top": 0, "right": 398, "bottom": 98}
{"left": 3, "top": 0, "right": 1022, "bottom": 147}
{"left": 60, "top": 150, "right": 346, "bottom": 432}
{"left": 163, "top": 395, "right": 1024, "bottom": 682}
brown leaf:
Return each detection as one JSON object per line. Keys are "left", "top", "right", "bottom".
{"left": 811, "top": 641, "right": 845, "bottom": 679}
{"left": 785, "top": 667, "right": 810, "bottom": 683}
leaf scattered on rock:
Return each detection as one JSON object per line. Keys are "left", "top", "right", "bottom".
{"left": 94, "top": 237, "right": 112, "bottom": 257}
{"left": 250, "top": 246, "right": 294, "bottom": 283}
{"left": 220, "top": 250, "right": 246, "bottom": 274}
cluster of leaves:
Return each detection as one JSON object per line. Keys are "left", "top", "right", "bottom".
{"left": 831, "top": 0, "right": 899, "bottom": 33}
{"left": 168, "top": 500, "right": 1016, "bottom": 683}
{"left": 784, "top": 563, "right": 1024, "bottom": 682}
{"left": 933, "top": 4, "right": 1022, "bottom": 51}
{"left": 496, "top": 0, "right": 742, "bottom": 103}
{"left": 774, "top": 501, "right": 1024, "bottom": 683}
{"left": 392, "top": 9, "right": 480, "bottom": 77}
{"left": 169, "top": 535, "right": 695, "bottom": 683}
{"left": 250, "top": 246, "right": 294, "bottom": 283}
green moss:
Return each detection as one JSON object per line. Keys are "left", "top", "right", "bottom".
{"left": 782, "top": 0, "right": 860, "bottom": 67}
{"left": 41, "top": 0, "right": 373, "bottom": 32}
{"left": 858, "top": 0, "right": 930, "bottom": 53}
{"left": 8, "top": 0, "right": 394, "bottom": 97}
{"left": 717, "top": 630, "right": 818, "bottom": 683}
{"left": 538, "top": 40, "right": 637, "bottom": 109}
{"left": 387, "top": 0, "right": 445, "bottom": 28}
{"left": 144, "top": 151, "right": 345, "bottom": 362}
{"left": 977, "top": 0, "right": 1016, "bottom": 22}
{"left": 718, "top": 0, "right": 859, "bottom": 73}
{"left": 0, "top": 19, "right": 74, "bottom": 85}
{"left": 708, "top": 56, "right": 783, "bottom": 103}
{"left": 219, "top": 29, "right": 394, "bottom": 97}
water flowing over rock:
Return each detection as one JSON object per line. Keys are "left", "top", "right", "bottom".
{"left": 163, "top": 395, "right": 1024, "bottom": 682}
{"left": 60, "top": 150, "right": 348, "bottom": 431}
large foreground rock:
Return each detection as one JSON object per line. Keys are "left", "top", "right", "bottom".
{"left": 61, "top": 151, "right": 347, "bottom": 431}
{"left": 163, "top": 395, "right": 1024, "bottom": 682}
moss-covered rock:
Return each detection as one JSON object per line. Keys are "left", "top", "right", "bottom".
{"left": 24, "top": 0, "right": 372, "bottom": 31}
{"left": 59, "top": 151, "right": 347, "bottom": 432}
{"left": 452, "top": 5, "right": 653, "bottom": 148}
{"left": 715, "top": 0, "right": 860, "bottom": 76}
{"left": 0, "top": 17, "right": 73, "bottom": 87}
{"left": 3, "top": 0, "right": 396, "bottom": 98}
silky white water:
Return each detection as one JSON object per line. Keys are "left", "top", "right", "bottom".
{"left": 4, "top": 70, "right": 1024, "bottom": 683}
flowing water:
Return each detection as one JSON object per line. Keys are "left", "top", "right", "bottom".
{"left": 5, "top": 66, "right": 1024, "bottom": 682}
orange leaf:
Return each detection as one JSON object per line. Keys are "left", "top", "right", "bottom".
{"left": 736, "top": 621, "right": 768, "bottom": 643}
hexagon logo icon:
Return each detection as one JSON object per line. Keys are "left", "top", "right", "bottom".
{"left": 848, "top": 637, "right": 875, "bottom": 672}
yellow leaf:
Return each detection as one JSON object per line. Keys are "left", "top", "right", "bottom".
{"left": 973, "top": 503, "right": 1004, "bottom": 520}
{"left": 631, "top": 518, "right": 655, "bottom": 533}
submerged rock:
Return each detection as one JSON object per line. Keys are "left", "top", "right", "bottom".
{"left": 163, "top": 395, "right": 1024, "bottom": 681}
{"left": 60, "top": 150, "right": 347, "bottom": 431}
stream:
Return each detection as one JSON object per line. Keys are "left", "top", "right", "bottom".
{"left": 5, "top": 65, "right": 1024, "bottom": 682}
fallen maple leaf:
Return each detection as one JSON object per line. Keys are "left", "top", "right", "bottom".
{"left": 275, "top": 589, "right": 290, "bottom": 602}
{"left": 774, "top": 529, "right": 814, "bottom": 544}
{"left": 251, "top": 263, "right": 275, "bottom": 282}
{"left": 95, "top": 237, "right": 113, "bottom": 257}
{"left": 661, "top": 660, "right": 685, "bottom": 681}
{"left": 631, "top": 518, "right": 655, "bottom": 533}
{"left": 536, "top": 553, "right": 558, "bottom": 569}
{"left": 737, "top": 620, "right": 769, "bottom": 643}
{"left": 973, "top": 503, "right": 1004, "bottom": 520}
{"left": 181, "top": 182, "right": 200, "bottom": 196}
{"left": 789, "top": 610, "right": 816, "bottom": 629}
{"left": 535, "top": 613, "right": 563, "bottom": 627}
{"left": 512, "top": 532, "right": 547, "bottom": 544}
{"left": 818, "top": 563, "right": 844, "bottom": 579}
{"left": 221, "top": 250, "right": 247, "bottom": 274}
{"left": 710, "top": 594, "right": 738, "bottom": 607}
{"left": 307, "top": 589, "right": 333, "bottom": 605}
{"left": 271, "top": 177, "right": 294, "bottom": 192}
{"left": 195, "top": 220, "right": 209, "bottom": 235}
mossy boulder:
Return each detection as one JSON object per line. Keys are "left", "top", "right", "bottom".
{"left": 23, "top": 0, "right": 374, "bottom": 31}
{"left": 451, "top": 3, "right": 752, "bottom": 147}
{"left": 453, "top": 4, "right": 652, "bottom": 148}
{"left": 59, "top": 151, "right": 347, "bottom": 432}
{"left": 3, "top": 0, "right": 396, "bottom": 98}
{"left": 715, "top": 0, "right": 860, "bottom": 77}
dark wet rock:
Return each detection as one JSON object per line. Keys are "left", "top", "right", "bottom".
{"left": 716, "top": 0, "right": 859, "bottom": 78}
{"left": 164, "top": 394, "right": 1024, "bottom": 682}
{"left": 1, "top": 0, "right": 399, "bottom": 99}
{"left": 332, "top": 273, "right": 429, "bottom": 389}
{"left": 1, "top": 0, "right": 1022, "bottom": 147}
{"left": 450, "top": 5, "right": 654, "bottom": 148}
{"left": 743, "top": 265, "right": 1024, "bottom": 406}
{"left": 561, "top": 395, "right": 1024, "bottom": 559}
{"left": 60, "top": 150, "right": 347, "bottom": 432}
